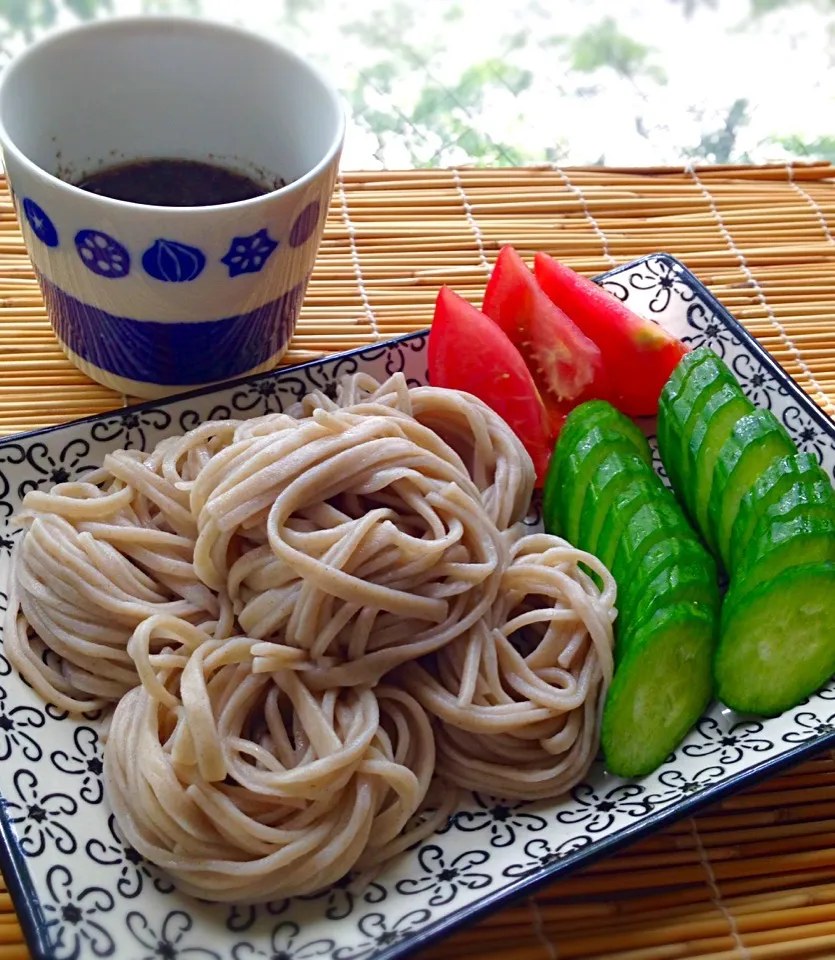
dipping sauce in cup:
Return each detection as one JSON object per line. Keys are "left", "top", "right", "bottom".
{"left": 0, "top": 17, "right": 345, "bottom": 399}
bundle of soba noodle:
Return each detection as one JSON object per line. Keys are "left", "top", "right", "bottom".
{"left": 6, "top": 373, "right": 616, "bottom": 902}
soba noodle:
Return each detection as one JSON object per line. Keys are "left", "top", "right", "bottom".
{"left": 403, "top": 534, "right": 615, "bottom": 800}
{"left": 5, "top": 372, "right": 616, "bottom": 902}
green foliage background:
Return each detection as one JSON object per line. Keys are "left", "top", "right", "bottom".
{"left": 0, "top": 0, "right": 829, "bottom": 167}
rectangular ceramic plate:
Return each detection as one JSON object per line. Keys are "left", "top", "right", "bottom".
{"left": 1, "top": 253, "right": 834, "bottom": 960}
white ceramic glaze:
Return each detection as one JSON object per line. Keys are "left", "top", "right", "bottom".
{"left": 0, "top": 17, "right": 345, "bottom": 398}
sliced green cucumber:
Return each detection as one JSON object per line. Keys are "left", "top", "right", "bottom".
{"left": 543, "top": 401, "right": 651, "bottom": 536}
{"left": 665, "top": 375, "right": 733, "bottom": 522}
{"left": 707, "top": 409, "right": 795, "bottom": 570}
{"left": 658, "top": 346, "right": 716, "bottom": 405}
{"left": 617, "top": 536, "right": 715, "bottom": 628}
{"left": 556, "top": 399, "right": 651, "bottom": 465}
{"left": 685, "top": 385, "right": 755, "bottom": 550}
{"left": 610, "top": 495, "right": 700, "bottom": 587}
{"left": 578, "top": 449, "right": 651, "bottom": 555}
{"left": 729, "top": 452, "right": 829, "bottom": 575}
{"left": 715, "top": 562, "right": 835, "bottom": 716}
{"left": 617, "top": 561, "right": 719, "bottom": 662}
{"left": 560, "top": 430, "right": 653, "bottom": 546}
{"left": 659, "top": 351, "right": 737, "bottom": 500}
{"left": 560, "top": 400, "right": 644, "bottom": 454}
{"left": 594, "top": 476, "right": 663, "bottom": 570}
{"left": 657, "top": 348, "right": 716, "bottom": 489}
{"left": 602, "top": 604, "right": 716, "bottom": 778}
{"left": 734, "top": 498, "right": 835, "bottom": 598}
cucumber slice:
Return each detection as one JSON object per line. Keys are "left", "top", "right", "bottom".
{"left": 618, "top": 536, "right": 715, "bottom": 628}
{"left": 560, "top": 430, "right": 652, "bottom": 546}
{"left": 729, "top": 452, "right": 829, "bottom": 575}
{"left": 543, "top": 401, "right": 650, "bottom": 536}
{"left": 594, "top": 477, "right": 663, "bottom": 570}
{"left": 659, "top": 352, "right": 737, "bottom": 500}
{"left": 617, "top": 561, "right": 719, "bottom": 662}
{"left": 659, "top": 346, "right": 716, "bottom": 406}
{"left": 685, "top": 385, "right": 755, "bottom": 551}
{"left": 578, "top": 449, "right": 651, "bottom": 555}
{"left": 557, "top": 402, "right": 651, "bottom": 469}
{"left": 734, "top": 498, "right": 835, "bottom": 598}
{"left": 602, "top": 604, "right": 716, "bottom": 778}
{"left": 610, "top": 495, "right": 700, "bottom": 587}
{"left": 715, "top": 562, "right": 835, "bottom": 716}
{"left": 665, "top": 375, "right": 732, "bottom": 523}
{"left": 657, "top": 348, "right": 715, "bottom": 479}
{"left": 707, "top": 409, "right": 795, "bottom": 570}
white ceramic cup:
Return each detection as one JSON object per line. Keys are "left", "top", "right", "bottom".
{"left": 0, "top": 17, "right": 345, "bottom": 399}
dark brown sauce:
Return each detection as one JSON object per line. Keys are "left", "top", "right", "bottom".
{"left": 74, "top": 158, "right": 274, "bottom": 207}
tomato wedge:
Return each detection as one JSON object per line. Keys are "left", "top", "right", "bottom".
{"left": 534, "top": 253, "right": 690, "bottom": 416}
{"left": 428, "top": 286, "right": 553, "bottom": 484}
{"left": 482, "top": 246, "right": 609, "bottom": 411}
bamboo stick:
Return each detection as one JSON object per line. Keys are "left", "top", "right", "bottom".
{"left": 537, "top": 881, "right": 835, "bottom": 940}
{"left": 0, "top": 947, "right": 30, "bottom": 960}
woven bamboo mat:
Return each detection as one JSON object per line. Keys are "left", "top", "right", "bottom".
{"left": 1, "top": 163, "right": 835, "bottom": 959}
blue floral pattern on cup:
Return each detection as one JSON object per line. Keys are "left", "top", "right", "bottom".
{"left": 142, "top": 239, "right": 206, "bottom": 283}
{"left": 22, "top": 198, "right": 59, "bottom": 248}
{"left": 74, "top": 230, "right": 130, "bottom": 279}
{"left": 221, "top": 228, "right": 278, "bottom": 277}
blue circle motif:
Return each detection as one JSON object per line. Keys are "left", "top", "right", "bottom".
{"left": 23, "top": 198, "right": 59, "bottom": 248}
{"left": 75, "top": 229, "right": 130, "bottom": 279}
{"left": 220, "top": 228, "right": 279, "bottom": 278}
{"left": 142, "top": 238, "right": 206, "bottom": 283}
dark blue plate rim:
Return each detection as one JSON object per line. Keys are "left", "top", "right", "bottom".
{"left": 0, "top": 252, "right": 832, "bottom": 960}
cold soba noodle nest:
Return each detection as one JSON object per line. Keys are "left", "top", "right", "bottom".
{"left": 6, "top": 373, "right": 616, "bottom": 902}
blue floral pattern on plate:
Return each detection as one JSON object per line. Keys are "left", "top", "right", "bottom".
{"left": 0, "top": 254, "right": 833, "bottom": 960}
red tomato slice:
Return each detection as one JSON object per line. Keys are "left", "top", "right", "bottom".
{"left": 534, "top": 253, "right": 690, "bottom": 417}
{"left": 482, "top": 246, "right": 608, "bottom": 406}
{"left": 428, "top": 286, "right": 553, "bottom": 484}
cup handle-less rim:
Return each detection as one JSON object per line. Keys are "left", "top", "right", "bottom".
{"left": 0, "top": 15, "right": 347, "bottom": 212}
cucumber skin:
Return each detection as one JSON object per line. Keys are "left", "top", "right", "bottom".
{"left": 610, "top": 495, "right": 699, "bottom": 586}
{"left": 657, "top": 348, "right": 718, "bottom": 493}
{"left": 602, "top": 604, "right": 716, "bottom": 778}
{"left": 616, "top": 561, "right": 720, "bottom": 663}
{"left": 686, "top": 390, "right": 755, "bottom": 554}
{"left": 594, "top": 477, "right": 664, "bottom": 570}
{"left": 618, "top": 537, "right": 714, "bottom": 627}
{"left": 556, "top": 400, "right": 651, "bottom": 471}
{"left": 715, "top": 562, "right": 835, "bottom": 716}
{"left": 659, "top": 353, "right": 736, "bottom": 501}
{"left": 739, "top": 483, "right": 835, "bottom": 574}
{"left": 707, "top": 410, "right": 795, "bottom": 570}
{"left": 729, "top": 452, "right": 825, "bottom": 575}
{"left": 654, "top": 349, "right": 835, "bottom": 721}
{"left": 551, "top": 394, "right": 723, "bottom": 777}
{"left": 544, "top": 401, "right": 651, "bottom": 536}
{"left": 733, "top": 508, "right": 835, "bottom": 600}
{"left": 661, "top": 346, "right": 716, "bottom": 400}
{"left": 673, "top": 382, "right": 739, "bottom": 522}
{"left": 658, "top": 346, "right": 719, "bottom": 412}
{"left": 579, "top": 451, "right": 653, "bottom": 556}
{"left": 560, "top": 431, "right": 652, "bottom": 546}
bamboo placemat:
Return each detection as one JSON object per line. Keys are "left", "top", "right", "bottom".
{"left": 1, "top": 163, "right": 835, "bottom": 959}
